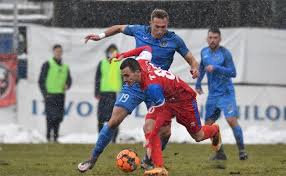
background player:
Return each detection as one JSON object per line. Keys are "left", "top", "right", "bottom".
{"left": 195, "top": 28, "right": 248, "bottom": 160}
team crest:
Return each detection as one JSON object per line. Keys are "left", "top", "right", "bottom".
{"left": 159, "top": 40, "right": 168, "bottom": 47}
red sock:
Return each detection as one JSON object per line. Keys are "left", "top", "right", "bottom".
{"left": 145, "top": 132, "right": 163, "bottom": 167}
{"left": 202, "top": 125, "right": 219, "bottom": 140}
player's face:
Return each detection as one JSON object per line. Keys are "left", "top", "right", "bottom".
{"left": 53, "top": 47, "right": 63, "bottom": 60}
{"left": 107, "top": 48, "right": 118, "bottom": 58}
{"left": 150, "top": 17, "right": 168, "bottom": 39}
{"left": 121, "top": 67, "right": 141, "bottom": 86}
{"left": 207, "top": 32, "right": 221, "bottom": 50}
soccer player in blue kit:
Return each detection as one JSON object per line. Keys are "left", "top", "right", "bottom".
{"left": 78, "top": 9, "right": 200, "bottom": 173}
{"left": 195, "top": 28, "right": 248, "bottom": 160}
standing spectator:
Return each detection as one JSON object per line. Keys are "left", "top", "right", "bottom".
{"left": 38, "top": 44, "right": 72, "bottom": 142}
{"left": 95, "top": 44, "right": 122, "bottom": 143}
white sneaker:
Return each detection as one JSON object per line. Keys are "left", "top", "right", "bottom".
{"left": 77, "top": 159, "right": 96, "bottom": 173}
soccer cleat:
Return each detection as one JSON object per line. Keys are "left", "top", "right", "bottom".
{"left": 210, "top": 124, "right": 222, "bottom": 152}
{"left": 239, "top": 151, "right": 248, "bottom": 160}
{"left": 77, "top": 158, "right": 97, "bottom": 173}
{"left": 143, "top": 167, "right": 168, "bottom": 176}
{"left": 141, "top": 155, "right": 154, "bottom": 171}
{"left": 209, "top": 149, "right": 227, "bottom": 161}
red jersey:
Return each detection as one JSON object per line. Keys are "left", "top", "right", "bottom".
{"left": 117, "top": 45, "right": 196, "bottom": 104}
{"left": 138, "top": 59, "right": 196, "bottom": 101}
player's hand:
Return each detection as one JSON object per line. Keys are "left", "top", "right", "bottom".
{"left": 195, "top": 88, "right": 204, "bottom": 95}
{"left": 84, "top": 34, "right": 101, "bottom": 43}
{"left": 95, "top": 95, "right": 101, "bottom": 100}
{"left": 205, "top": 65, "right": 214, "bottom": 73}
{"left": 109, "top": 53, "right": 124, "bottom": 63}
{"left": 190, "top": 69, "right": 199, "bottom": 79}
{"left": 114, "top": 54, "right": 124, "bottom": 62}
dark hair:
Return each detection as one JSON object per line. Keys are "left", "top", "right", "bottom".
{"left": 53, "top": 44, "right": 62, "bottom": 50}
{"left": 106, "top": 44, "right": 118, "bottom": 53}
{"left": 120, "top": 58, "right": 141, "bottom": 72}
{"left": 151, "top": 8, "right": 169, "bottom": 20}
{"left": 208, "top": 27, "right": 221, "bottom": 35}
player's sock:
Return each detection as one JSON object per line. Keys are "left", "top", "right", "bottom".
{"left": 161, "top": 137, "right": 169, "bottom": 151}
{"left": 202, "top": 124, "right": 219, "bottom": 140}
{"left": 92, "top": 124, "right": 115, "bottom": 159}
{"left": 232, "top": 125, "right": 245, "bottom": 151}
{"left": 152, "top": 134, "right": 163, "bottom": 167}
{"left": 145, "top": 133, "right": 163, "bottom": 167}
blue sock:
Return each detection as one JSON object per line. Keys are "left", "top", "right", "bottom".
{"left": 92, "top": 124, "right": 115, "bottom": 159}
{"left": 161, "top": 137, "right": 170, "bottom": 151}
{"left": 232, "top": 125, "right": 245, "bottom": 151}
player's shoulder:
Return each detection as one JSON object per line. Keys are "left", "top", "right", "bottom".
{"left": 127, "top": 24, "right": 148, "bottom": 32}
{"left": 219, "top": 46, "right": 232, "bottom": 56}
{"left": 137, "top": 59, "right": 149, "bottom": 68}
{"left": 164, "top": 31, "right": 187, "bottom": 47}
{"left": 201, "top": 46, "right": 210, "bottom": 54}
{"left": 165, "top": 30, "right": 181, "bottom": 40}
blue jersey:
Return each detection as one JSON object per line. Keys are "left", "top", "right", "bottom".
{"left": 195, "top": 46, "right": 236, "bottom": 96}
{"left": 123, "top": 25, "right": 189, "bottom": 70}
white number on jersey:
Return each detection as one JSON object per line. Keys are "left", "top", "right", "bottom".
{"left": 118, "top": 93, "right": 129, "bottom": 103}
{"left": 153, "top": 69, "right": 176, "bottom": 80}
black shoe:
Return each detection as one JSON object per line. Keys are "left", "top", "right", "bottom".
{"left": 77, "top": 158, "right": 97, "bottom": 173}
{"left": 210, "top": 149, "right": 227, "bottom": 161}
{"left": 239, "top": 151, "right": 248, "bottom": 160}
{"left": 141, "top": 155, "right": 154, "bottom": 171}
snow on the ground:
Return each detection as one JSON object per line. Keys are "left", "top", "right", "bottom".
{"left": 0, "top": 124, "right": 46, "bottom": 143}
{"left": 0, "top": 123, "right": 286, "bottom": 144}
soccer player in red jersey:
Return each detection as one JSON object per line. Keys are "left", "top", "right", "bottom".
{"left": 114, "top": 46, "right": 223, "bottom": 176}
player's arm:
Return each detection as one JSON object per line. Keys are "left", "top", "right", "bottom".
{"left": 212, "top": 50, "right": 236, "bottom": 77}
{"left": 175, "top": 35, "right": 199, "bottom": 79}
{"left": 146, "top": 84, "right": 165, "bottom": 108}
{"left": 113, "top": 45, "right": 152, "bottom": 62}
{"left": 65, "top": 67, "right": 72, "bottom": 90}
{"left": 184, "top": 51, "right": 199, "bottom": 79}
{"left": 85, "top": 25, "right": 127, "bottom": 43}
{"left": 195, "top": 51, "right": 206, "bottom": 95}
{"left": 95, "top": 61, "right": 102, "bottom": 99}
{"left": 38, "top": 62, "right": 49, "bottom": 97}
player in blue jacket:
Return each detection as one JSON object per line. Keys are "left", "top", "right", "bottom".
{"left": 195, "top": 28, "right": 248, "bottom": 160}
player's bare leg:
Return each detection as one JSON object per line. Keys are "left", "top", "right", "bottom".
{"left": 78, "top": 107, "right": 128, "bottom": 173}
{"left": 226, "top": 117, "right": 248, "bottom": 160}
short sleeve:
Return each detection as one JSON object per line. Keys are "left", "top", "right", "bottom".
{"left": 122, "top": 25, "right": 142, "bottom": 36}
{"left": 175, "top": 35, "right": 189, "bottom": 58}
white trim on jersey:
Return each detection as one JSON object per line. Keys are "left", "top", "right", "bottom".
{"left": 136, "top": 50, "right": 152, "bottom": 61}
{"left": 147, "top": 99, "right": 166, "bottom": 114}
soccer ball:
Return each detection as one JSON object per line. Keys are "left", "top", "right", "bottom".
{"left": 116, "top": 149, "right": 140, "bottom": 172}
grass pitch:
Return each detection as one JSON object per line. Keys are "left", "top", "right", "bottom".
{"left": 1, "top": 143, "right": 286, "bottom": 176}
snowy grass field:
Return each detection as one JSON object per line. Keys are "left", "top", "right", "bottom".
{"left": 1, "top": 143, "right": 286, "bottom": 176}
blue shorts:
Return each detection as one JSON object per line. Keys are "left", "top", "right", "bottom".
{"left": 205, "top": 92, "right": 238, "bottom": 121}
{"left": 114, "top": 83, "right": 152, "bottom": 114}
